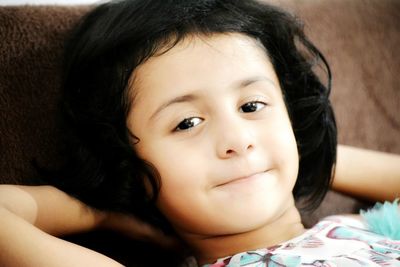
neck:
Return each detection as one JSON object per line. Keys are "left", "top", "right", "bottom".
{"left": 183, "top": 198, "right": 305, "bottom": 265}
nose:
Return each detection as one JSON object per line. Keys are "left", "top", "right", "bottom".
{"left": 215, "top": 117, "right": 255, "bottom": 159}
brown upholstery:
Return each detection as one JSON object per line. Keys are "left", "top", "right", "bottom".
{"left": 0, "top": 1, "right": 399, "bottom": 265}
{"left": 282, "top": 0, "right": 400, "bottom": 225}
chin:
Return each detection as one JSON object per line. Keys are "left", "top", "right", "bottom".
{"left": 216, "top": 207, "right": 281, "bottom": 233}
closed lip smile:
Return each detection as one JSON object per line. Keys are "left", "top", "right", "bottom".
{"left": 215, "top": 170, "right": 268, "bottom": 187}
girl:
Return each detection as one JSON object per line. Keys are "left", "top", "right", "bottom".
{"left": 1, "top": 0, "right": 399, "bottom": 266}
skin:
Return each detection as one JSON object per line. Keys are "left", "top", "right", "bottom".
{"left": 127, "top": 33, "right": 305, "bottom": 264}
{"left": 334, "top": 145, "right": 400, "bottom": 202}
{"left": 0, "top": 185, "right": 177, "bottom": 266}
{"left": 0, "top": 185, "right": 123, "bottom": 267}
{"left": 0, "top": 34, "right": 399, "bottom": 267}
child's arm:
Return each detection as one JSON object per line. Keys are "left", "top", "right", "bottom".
{"left": 0, "top": 185, "right": 122, "bottom": 266}
{"left": 333, "top": 145, "right": 400, "bottom": 202}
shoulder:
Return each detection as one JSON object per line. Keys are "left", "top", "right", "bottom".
{"left": 320, "top": 202, "right": 400, "bottom": 241}
{"left": 319, "top": 214, "right": 367, "bottom": 229}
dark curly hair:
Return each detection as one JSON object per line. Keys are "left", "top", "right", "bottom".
{"left": 54, "top": 0, "right": 337, "bottom": 231}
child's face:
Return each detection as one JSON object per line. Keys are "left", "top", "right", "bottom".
{"left": 127, "top": 33, "right": 299, "bottom": 238}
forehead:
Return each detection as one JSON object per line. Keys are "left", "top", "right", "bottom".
{"left": 129, "top": 33, "right": 277, "bottom": 103}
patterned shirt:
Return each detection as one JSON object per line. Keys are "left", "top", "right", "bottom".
{"left": 202, "top": 216, "right": 400, "bottom": 266}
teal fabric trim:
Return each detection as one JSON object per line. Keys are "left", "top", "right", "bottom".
{"left": 360, "top": 199, "right": 400, "bottom": 240}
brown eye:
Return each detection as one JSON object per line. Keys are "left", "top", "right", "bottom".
{"left": 240, "top": 101, "right": 266, "bottom": 113}
{"left": 175, "top": 117, "right": 203, "bottom": 131}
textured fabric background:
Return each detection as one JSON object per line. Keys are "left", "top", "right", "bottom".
{"left": 280, "top": 0, "right": 400, "bottom": 226}
{"left": 0, "top": 1, "right": 399, "bottom": 265}
{"left": 0, "top": 6, "right": 90, "bottom": 184}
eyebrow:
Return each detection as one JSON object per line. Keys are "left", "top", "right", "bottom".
{"left": 149, "top": 76, "right": 275, "bottom": 122}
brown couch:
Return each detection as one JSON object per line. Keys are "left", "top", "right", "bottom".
{"left": 1, "top": 0, "right": 399, "bottom": 266}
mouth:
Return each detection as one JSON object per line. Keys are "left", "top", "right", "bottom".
{"left": 215, "top": 170, "right": 269, "bottom": 188}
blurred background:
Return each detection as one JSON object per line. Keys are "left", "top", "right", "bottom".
{"left": 0, "top": 0, "right": 99, "bottom": 5}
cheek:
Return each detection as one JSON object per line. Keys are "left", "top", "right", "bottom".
{"left": 154, "top": 161, "right": 211, "bottom": 233}
{"left": 281, "top": 127, "right": 299, "bottom": 187}
{"left": 263, "top": 110, "right": 299, "bottom": 185}
{"left": 139, "top": 141, "right": 216, "bottom": 232}
{"left": 137, "top": 139, "right": 205, "bottom": 198}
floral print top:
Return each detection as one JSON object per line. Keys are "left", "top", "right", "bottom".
{"left": 202, "top": 216, "right": 400, "bottom": 267}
